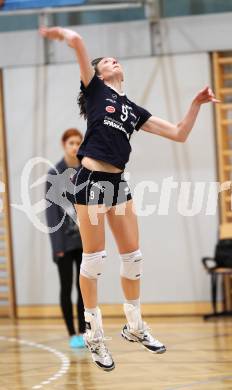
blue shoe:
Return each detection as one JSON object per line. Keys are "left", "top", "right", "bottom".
{"left": 69, "top": 334, "right": 86, "bottom": 349}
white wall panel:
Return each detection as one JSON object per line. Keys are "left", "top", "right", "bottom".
{"left": 0, "top": 30, "right": 44, "bottom": 67}
{"left": 155, "top": 12, "right": 232, "bottom": 55}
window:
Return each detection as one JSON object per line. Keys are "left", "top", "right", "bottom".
{"left": 161, "top": 0, "right": 232, "bottom": 18}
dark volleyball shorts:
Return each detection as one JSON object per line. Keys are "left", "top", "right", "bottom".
{"left": 67, "top": 165, "right": 132, "bottom": 207}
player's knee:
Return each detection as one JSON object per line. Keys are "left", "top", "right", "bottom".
{"left": 120, "top": 249, "right": 143, "bottom": 280}
{"left": 80, "top": 250, "right": 107, "bottom": 279}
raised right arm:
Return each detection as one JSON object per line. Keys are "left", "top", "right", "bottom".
{"left": 39, "top": 26, "right": 94, "bottom": 87}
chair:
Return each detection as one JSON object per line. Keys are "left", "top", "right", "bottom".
{"left": 202, "top": 255, "right": 232, "bottom": 320}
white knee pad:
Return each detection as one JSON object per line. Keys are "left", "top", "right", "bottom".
{"left": 120, "top": 249, "right": 143, "bottom": 280}
{"left": 80, "top": 250, "right": 107, "bottom": 279}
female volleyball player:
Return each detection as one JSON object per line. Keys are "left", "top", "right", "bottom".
{"left": 40, "top": 26, "right": 219, "bottom": 372}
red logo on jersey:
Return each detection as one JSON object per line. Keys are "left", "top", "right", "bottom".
{"left": 105, "top": 105, "right": 115, "bottom": 113}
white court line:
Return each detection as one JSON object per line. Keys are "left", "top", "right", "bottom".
{"left": 0, "top": 336, "right": 70, "bottom": 389}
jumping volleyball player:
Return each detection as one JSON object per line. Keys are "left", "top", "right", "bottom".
{"left": 40, "top": 26, "right": 219, "bottom": 372}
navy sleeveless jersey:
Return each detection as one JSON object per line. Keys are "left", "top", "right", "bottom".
{"left": 77, "top": 73, "right": 152, "bottom": 170}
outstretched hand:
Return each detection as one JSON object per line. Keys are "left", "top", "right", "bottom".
{"left": 194, "top": 86, "right": 220, "bottom": 105}
{"left": 39, "top": 26, "right": 81, "bottom": 48}
{"left": 39, "top": 26, "right": 64, "bottom": 41}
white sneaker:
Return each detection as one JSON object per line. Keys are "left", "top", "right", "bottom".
{"left": 84, "top": 307, "right": 115, "bottom": 371}
{"left": 121, "top": 303, "right": 166, "bottom": 354}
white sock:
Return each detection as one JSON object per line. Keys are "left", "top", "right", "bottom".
{"left": 85, "top": 307, "right": 99, "bottom": 316}
{"left": 126, "top": 298, "right": 140, "bottom": 308}
{"left": 84, "top": 306, "right": 103, "bottom": 338}
{"left": 123, "top": 300, "right": 143, "bottom": 330}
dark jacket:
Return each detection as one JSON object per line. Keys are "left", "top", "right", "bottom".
{"left": 45, "top": 158, "right": 82, "bottom": 262}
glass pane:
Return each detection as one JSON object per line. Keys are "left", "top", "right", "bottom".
{"left": 0, "top": 15, "right": 38, "bottom": 31}
{"left": 161, "top": 0, "right": 232, "bottom": 17}
{"left": 53, "top": 8, "right": 145, "bottom": 26}
{"left": 0, "top": 3, "right": 145, "bottom": 32}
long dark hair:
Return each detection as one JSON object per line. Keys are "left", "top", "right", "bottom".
{"left": 77, "top": 57, "right": 104, "bottom": 120}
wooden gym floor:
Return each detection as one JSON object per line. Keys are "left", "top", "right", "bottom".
{"left": 0, "top": 316, "right": 232, "bottom": 390}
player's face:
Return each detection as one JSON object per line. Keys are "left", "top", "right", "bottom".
{"left": 63, "top": 135, "right": 82, "bottom": 157}
{"left": 97, "top": 57, "right": 124, "bottom": 81}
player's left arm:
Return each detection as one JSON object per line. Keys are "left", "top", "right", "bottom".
{"left": 140, "top": 87, "right": 220, "bottom": 142}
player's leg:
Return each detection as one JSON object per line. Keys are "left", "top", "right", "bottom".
{"left": 74, "top": 203, "right": 115, "bottom": 371}
{"left": 75, "top": 204, "right": 106, "bottom": 309}
{"left": 106, "top": 199, "right": 166, "bottom": 354}
{"left": 74, "top": 248, "right": 85, "bottom": 334}
{"left": 106, "top": 198, "right": 140, "bottom": 299}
